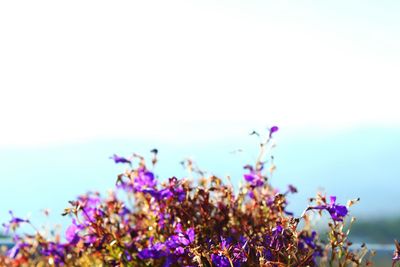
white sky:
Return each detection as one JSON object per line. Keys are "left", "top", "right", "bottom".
{"left": 0, "top": 0, "right": 399, "bottom": 146}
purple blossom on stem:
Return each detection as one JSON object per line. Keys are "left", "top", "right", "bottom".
{"left": 286, "top": 184, "right": 298, "bottom": 194}
{"left": 269, "top": 126, "right": 279, "bottom": 138}
{"left": 138, "top": 242, "right": 167, "bottom": 259}
{"left": 77, "top": 193, "right": 102, "bottom": 224}
{"left": 2, "top": 210, "right": 29, "bottom": 234}
{"left": 65, "top": 221, "right": 82, "bottom": 245}
{"left": 210, "top": 237, "right": 246, "bottom": 267}
{"left": 165, "top": 224, "right": 195, "bottom": 250}
{"left": 133, "top": 168, "right": 157, "bottom": 192}
{"left": 299, "top": 231, "right": 317, "bottom": 250}
{"left": 243, "top": 172, "right": 264, "bottom": 187}
{"left": 232, "top": 238, "right": 248, "bottom": 263}
{"left": 142, "top": 177, "right": 186, "bottom": 202}
{"left": 269, "top": 224, "right": 289, "bottom": 251}
{"left": 40, "top": 242, "right": 67, "bottom": 264}
{"left": 138, "top": 224, "right": 195, "bottom": 262}
{"left": 308, "top": 196, "right": 348, "bottom": 222}
{"left": 7, "top": 243, "right": 20, "bottom": 259}
{"left": 110, "top": 154, "right": 131, "bottom": 164}
{"left": 211, "top": 253, "right": 231, "bottom": 267}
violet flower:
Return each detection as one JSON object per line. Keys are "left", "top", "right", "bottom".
{"left": 211, "top": 253, "right": 231, "bottom": 267}
{"left": 308, "top": 196, "right": 348, "bottom": 222}
{"left": 138, "top": 242, "right": 167, "bottom": 259}
{"left": 77, "top": 193, "right": 102, "bottom": 224}
{"left": 243, "top": 172, "right": 264, "bottom": 187}
{"left": 40, "top": 242, "right": 66, "bottom": 264}
{"left": 143, "top": 177, "right": 186, "bottom": 202}
{"left": 139, "top": 224, "right": 195, "bottom": 262}
{"left": 110, "top": 154, "right": 131, "bottom": 164}
{"left": 165, "top": 224, "right": 195, "bottom": 250}
{"left": 269, "top": 126, "right": 279, "bottom": 138}
{"left": 7, "top": 243, "right": 20, "bottom": 259}
{"left": 65, "top": 222, "right": 82, "bottom": 245}
{"left": 133, "top": 168, "right": 157, "bottom": 192}
{"left": 2, "top": 210, "right": 29, "bottom": 234}
{"left": 269, "top": 224, "right": 289, "bottom": 251}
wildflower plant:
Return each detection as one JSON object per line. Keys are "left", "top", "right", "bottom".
{"left": 0, "top": 127, "right": 397, "bottom": 266}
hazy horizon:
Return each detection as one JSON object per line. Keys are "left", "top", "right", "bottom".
{"left": 1, "top": 125, "right": 399, "bottom": 230}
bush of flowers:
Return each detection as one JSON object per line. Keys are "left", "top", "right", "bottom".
{"left": 1, "top": 127, "right": 398, "bottom": 266}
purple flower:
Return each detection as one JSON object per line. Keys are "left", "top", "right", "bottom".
{"left": 166, "top": 224, "right": 195, "bottom": 249}
{"left": 211, "top": 253, "right": 231, "bottom": 267}
{"left": 133, "top": 169, "right": 157, "bottom": 192}
{"left": 65, "top": 223, "right": 81, "bottom": 245}
{"left": 7, "top": 243, "right": 20, "bottom": 259}
{"left": 299, "top": 231, "right": 317, "bottom": 250}
{"left": 138, "top": 225, "right": 194, "bottom": 262}
{"left": 287, "top": 184, "right": 298, "bottom": 194}
{"left": 232, "top": 239, "right": 248, "bottom": 263}
{"left": 210, "top": 237, "right": 246, "bottom": 267}
{"left": 269, "top": 224, "right": 289, "bottom": 250}
{"left": 186, "top": 228, "right": 195, "bottom": 244}
{"left": 308, "top": 196, "right": 348, "bottom": 222}
{"left": 40, "top": 242, "right": 66, "bottom": 264}
{"left": 158, "top": 188, "right": 174, "bottom": 199}
{"left": 232, "top": 246, "right": 247, "bottom": 263}
{"left": 142, "top": 177, "right": 186, "bottom": 202}
{"left": 110, "top": 154, "right": 131, "bottom": 164}
{"left": 174, "top": 246, "right": 185, "bottom": 255}
{"left": 269, "top": 126, "right": 279, "bottom": 138}
{"left": 243, "top": 172, "right": 264, "bottom": 187}
{"left": 212, "top": 253, "right": 243, "bottom": 267}
{"left": 6, "top": 240, "right": 31, "bottom": 259}
{"left": 77, "top": 193, "right": 102, "bottom": 224}
{"left": 138, "top": 242, "right": 167, "bottom": 259}
{"left": 325, "top": 196, "right": 348, "bottom": 221}
{"left": 2, "top": 210, "right": 29, "bottom": 234}
{"left": 124, "top": 250, "right": 133, "bottom": 261}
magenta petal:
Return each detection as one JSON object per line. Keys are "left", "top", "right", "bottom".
{"left": 269, "top": 126, "right": 279, "bottom": 137}
{"left": 65, "top": 224, "right": 79, "bottom": 243}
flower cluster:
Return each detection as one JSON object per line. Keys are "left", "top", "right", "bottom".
{"left": 0, "top": 127, "right": 394, "bottom": 266}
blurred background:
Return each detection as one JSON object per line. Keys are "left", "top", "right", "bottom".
{"left": 0, "top": 0, "right": 399, "bottom": 263}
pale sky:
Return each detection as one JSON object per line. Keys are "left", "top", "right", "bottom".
{"left": 1, "top": 1, "right": 400, "bottom": 227}
{"left": 0, "top": 0, "right": 399, "bottom": 147}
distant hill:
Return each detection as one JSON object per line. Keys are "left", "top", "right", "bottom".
{"left": 350, "top": 217, "right": 400, "bottom": 244}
